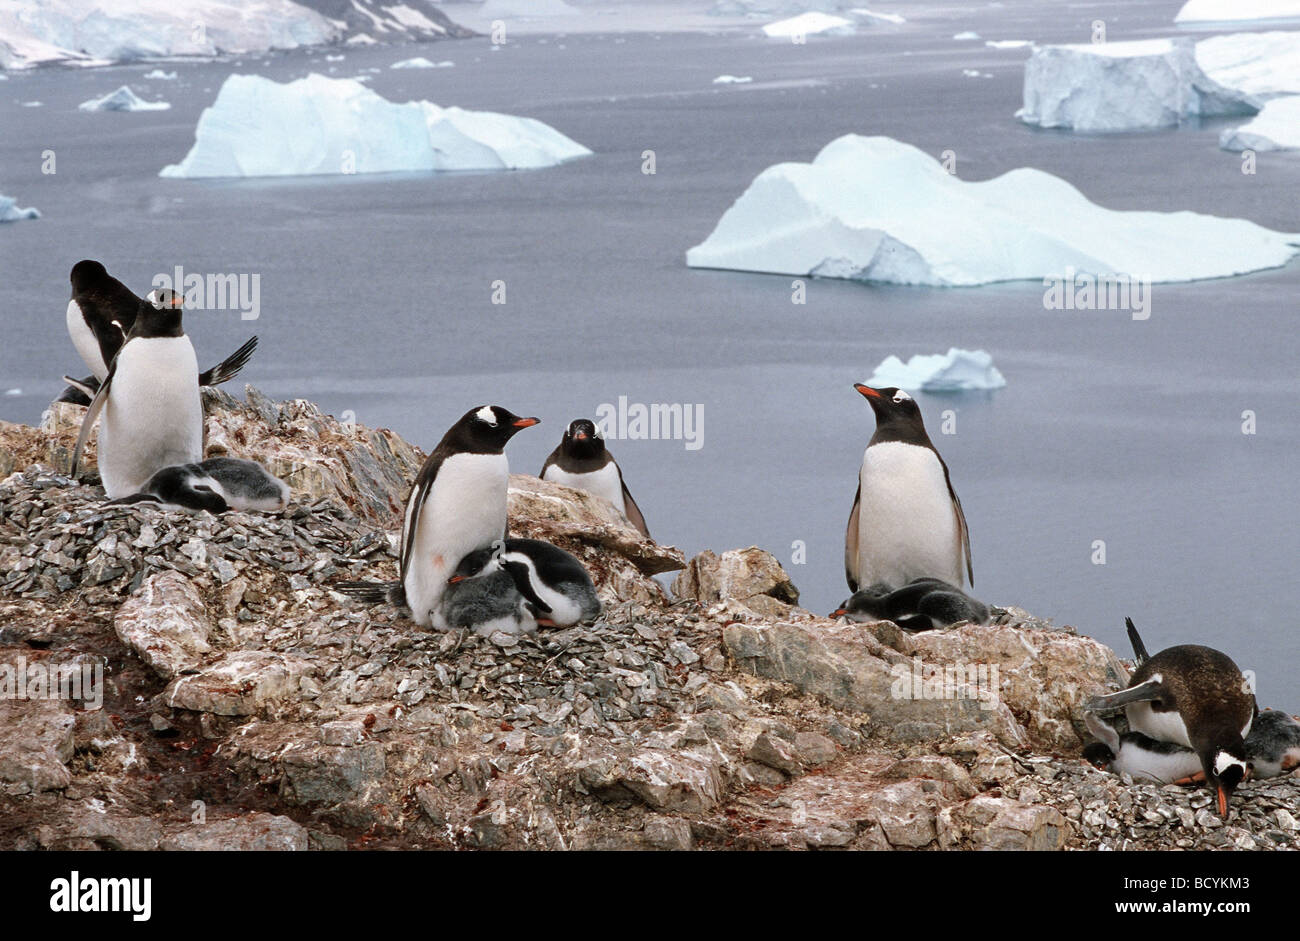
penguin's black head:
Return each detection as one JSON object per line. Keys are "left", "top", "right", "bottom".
{"left": 70, "top": 259, "right": 109, "bottom": 294}
{"left": 855, "top": 384, "right": 933, "bottom": 445}
{"left": 561, "top": 418, "right": 606, "bottom": 459}
{"left": 1204, "top": 743, "right": 1249, "bottom": 817}
{"left": 130, "top": 289, "right": 185, "bottom": 338}
{"left": 451, "top": 405, "right": 540, "bottom": 453}
{"left": 1082, "top": 742, "right": 1117, "bottom": 771}
{"left": 830, "top": 584, "right": 892, "bottom": 621}
{"left": 448, "top": 540, "right": 504, "bottom": 584}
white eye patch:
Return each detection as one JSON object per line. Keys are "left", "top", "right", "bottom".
{"left": 1214, "top": 752, "right": 1246, "bottom": 776}
{"left": 476, "top": 405, "right": 498, "bottom": 426}
{"left": 892, "top": 390, "right": 912, "bottom": 403}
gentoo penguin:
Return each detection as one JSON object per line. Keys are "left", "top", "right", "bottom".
{"left": 105, "top": 457, "right": 290, "bottom": 513}
{"left": 540, "top": 419, "right": 650, "bottom": 538}
{"left": 845, "top": 385, "right": 972, "bottom": 593}
{"left": 441, "top": 542, "right": 540, "bottom": 636}
{"left": 1245, "top": 710, "right": 1300, "bottom": 778}
{"left": 60, "top": 259, "right": 257, "bottom": 405}
{"left": 1082, "top": 711, "right": 1205, "bottom": 785}
{"left": 495, "top": 537, "right": 601, "bottom": 627}
{"left": 399, "top": 405, "right": 539, "bottom": 629}
{"left": 831, "top": 577, "right": 988, "bottom": 632}
{"left": 71, "top": 289, "right": 203, "bottom": 498}
{"left": 1086, "top": 618, "right": 1256, "bottom": 815}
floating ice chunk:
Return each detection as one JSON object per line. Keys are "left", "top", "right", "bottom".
{"left": 1197, "top": 31, "right": 1300, "bottom": 98}
{"left": 1220, "top": 94, "right": 1300, "bottom": 149}
{"left": 1176, "top": 0, "right": 1300, "bottom": 25}
{"left": 391, "top": 56, "right": 453, "bottom": 69}
{"left": 953, "top": 31, "right": 981, "bottom": 40}
{"left": 762, "top": 12, "right": 855, "bottom": 37}
{"left": 159, "top": 73, "right": 592, "bottom": 179}
{"left": 849, "top": 9, "right": 906, "bottom": 24}
{"left": 685, "top": 135, "right": 1300, "bottom": 286}
{"left": 985, "top": 39, "right": 1032, "bottom": 49}
{"left": 868, "top": 349, "right": 1006, "bottom": 393}
{"left": 0, "top": 193, "right": 40, "bottom": 222}
{"left": 324, "top": 54, "right": 346, "bottom": 61}
{"left": 713, "top": 74, "right": 754, "bottom": 83}
{"left": 20, "top": 101, "right": 42, "bottom": 107}
{"left": 1019, "top": 38, "right": 1258, "bottom": 131}
{"left": 142, "top": 68, "right": 177, "bottom": 79}
{"left": 78, "top": 85, "right": 170, "bottom": 111}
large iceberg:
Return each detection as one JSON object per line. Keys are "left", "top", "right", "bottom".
{"left": 78, "top": 85, "right": 171, "bottom": 111}
{"left": 762, "top": 12, "right": 855, "bottom": 37}
{"left": 1197, "top": 31, "right": 1300, "bottom": 98}
{"left": 0, "top": 194, "right": 40, "bottom": 222}
{"left": 1176, "top": 0, "right": 1300, "bottom": 25}
{"left": 0, "top": 0, "right": 337, "bottom": 69}
{"left": 685, "top": 135, "right": 1300, "bottom": 286}
{"left": 868, "top": 349, "right": 1006, "bottom": 393}
{"left": 160, "top": 73, "right": 592, "bottom": 179}
{"left": 1220, "top": 95, "right": 1300, "bottom": 149}
{"left": 1019, "top": 38, "right": 1258, "bottom": 132}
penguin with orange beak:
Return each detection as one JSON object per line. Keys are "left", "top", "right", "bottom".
{"left": 1086, "top": 618, "right": 1256, "bottom": 816}
{"left": 541, "top": 418, "right": 650, "bottom": 538}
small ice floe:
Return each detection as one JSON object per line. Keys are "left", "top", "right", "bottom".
{"left": 867, "top": 349, "right": 1006, "bottom": 393}
{"left": 713, "top": 74, "right": 753, "bottom": 84}
{"left": 953, "top": 31, "right": 981, "bottom": 40}
{"left": 78, "top": 85, "right": 171, "bottom": 111}
{"left": 143, "top": 69, "right": 177, "bottom": 80}
{"left": 762, "top": 12, "right": 856, "bottom": 38}
{"left": 0, "top": 193, "right": 40, "bottom": 222}
{"left": 391, "top": 57, "right": 453, "bottom": 69}
{"left": 1220, "top": 95, "right": 1300, "bottom": 150}
{"left": 985, "top": 39, "right": 1032, "bottom": 49}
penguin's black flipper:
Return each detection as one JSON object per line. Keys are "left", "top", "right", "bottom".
{"left": 1086, "top": 678, "right": 1167, "bottom": 714}
{"left": 333, "top": 580, "right": 407, "bottom": 609}
{"left": 199, "top": 336, "right": 258, "bottom": 387}
{"left": 1125, "top": 617, "right": 1151, "bottom": 666}
{"left": 57, "top": 375, "right": 99, "bottom": 406}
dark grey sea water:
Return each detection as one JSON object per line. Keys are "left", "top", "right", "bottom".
{"left": 1, "top": 0, "right": 1296, "bottom": 708}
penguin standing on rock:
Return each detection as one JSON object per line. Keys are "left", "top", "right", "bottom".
{"left": 61, "top": 259, "right": 257, "bottom": 404}
{"left": 845, "top": 385, "right": 972, "bottom": 593}
{"left": 72, "top": 289, "right": 203, "bottom": 498}
{"left": 541, "top": 419, "right": 650, "bottom": 538}
{"left": 398, "top": 405, "right": 539, "bottom": 629}
{"left": 1086, "top": 618, "right": 1256, "bottom": 815}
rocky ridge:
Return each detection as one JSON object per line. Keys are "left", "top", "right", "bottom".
{"left": 0, "top": 389, "right": 1294, "bottom": 851}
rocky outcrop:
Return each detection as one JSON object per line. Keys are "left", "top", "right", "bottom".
{"left": 0, "top": 389, "right": 1295, "bottom": 851}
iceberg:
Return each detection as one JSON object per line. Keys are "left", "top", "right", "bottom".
{"left": 160, "top": 73, "right": 592, "bottom": 179}
{"left": 1220, "top": 95, "right": 1300, "bottom": 149}
{"left": 142, "top": 68, "right": 177, "bottom": 79}
{"left": 1197, "top": 31, "right": 1300, "bottom": 98}
{"left": 713, "top": 74, "right": 753, "bottom": 84}
{"left": 390, "top": 57, "right": 453, "bottom": 69}
{"left": 952, "top": 31, "right": 981, "bottom": 40}
{"left": 1176, "top": 0, "right": 1300, "bottom": 25}
{"left": 685, "top": 135, "right": 1300, "bottom": 286}
{"left": 0, "top": 193, "right": 40, "bottom": 222}
{"left": 762, "top": 12, "right": 855, "bottom": 37}
{"left": 0, "top": 0, "right": 338, "bottom": 70}
{"left": 868, "top": 349, "right": 1006, "bottom": 393}
{"left": 986, "top": 39, "right": 1032, "bottom": 49}
{"left": 1019, "top": 38, "right": 1259, "bottom": 132}
{"left": 78, "top": 85, "right": 171, "bottom": 111}
{"left": 848, "top": 9, "right": 906, "bottom": 25}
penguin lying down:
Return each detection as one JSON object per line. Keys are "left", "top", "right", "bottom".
{"left": 336, "top": 538, "right": 601, "bottom": 637}
{"left": 831, "top": 577, "right": 989, "bottom": 632}
{"left": 105, "top": 457, "right": 290, "bottom": 514}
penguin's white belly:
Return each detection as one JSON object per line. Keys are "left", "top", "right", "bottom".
{"left": 534, "top": 580, "right": 585, "bottom": 626}
{"left": 544, "top": 464, "right": 626, "bottom": 517}
{"left": 1125, "top": 701, "right": 1191, "bottom": 748}
{"left": 404, "top": 453, "right": 508, "bottom": 628}
{"left": 98, "top": 338, "right": 201, "bottom": 498}
{"left": 1113, "top": 743, "right": 1202, "bottom": 784}
{"left": 67, "top": 300, "right": 108, "bottom": 380}
{"left": 853, "top": 442, "right": 960, "bottom": 589}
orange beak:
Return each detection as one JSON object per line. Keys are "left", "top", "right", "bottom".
{"left": 1216, "top": 784, "right": 1229, "bottom": 817}
{"left": 536, "top": 617, "right": 556, "bottom": 627}
{"left": 830, "top": 608, "right": 847, "bottom": 618}
{"left": 448, "top": 575, "right": 466, "bottom": 584}
{"left": 512, "top": 417, "right": 540, "bottom": 428}
{"left": 574, "top": 432, "right": 588, "bottom": 440}
{"left": 169, "top": 294, "right": 185, "bottom": 308}
{"left": 854, "top": 383, "right": 881, "bottom": 400}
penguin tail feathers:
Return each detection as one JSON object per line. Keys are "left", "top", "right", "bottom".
{"left": 1124, "top": 616, "right": 1151, "bottom": 665}
{"left": 200, "top": 336, "right": 258, "bottom": 387}
{"left": 333, "top": 580, "right": 406, "bottom": 607}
